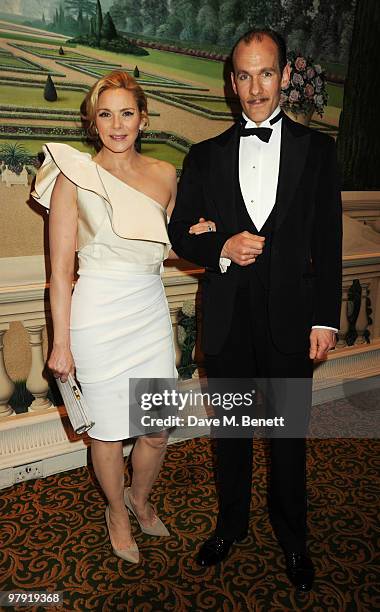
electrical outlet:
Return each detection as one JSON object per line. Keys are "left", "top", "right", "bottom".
{"left": 14, "top": 461, "right": 43, "bottom": 483}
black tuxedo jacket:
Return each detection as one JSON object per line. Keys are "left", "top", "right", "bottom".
{"left": 168, "top": 116, "right": 342, "bottom": 355}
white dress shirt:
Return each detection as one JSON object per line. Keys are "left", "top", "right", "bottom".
{"left": 239, "top": 106, "right": 282, "bottom": 230}
{"left": 219, "top": 106, "right": 337, "bottom": 333}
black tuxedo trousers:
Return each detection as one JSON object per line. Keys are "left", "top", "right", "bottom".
{"left": 205, "top": 279, "right": 313, "bottom": 552}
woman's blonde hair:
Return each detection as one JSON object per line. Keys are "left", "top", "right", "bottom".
{"left": 81, "top": 70, "right": 148, "bottom": 150}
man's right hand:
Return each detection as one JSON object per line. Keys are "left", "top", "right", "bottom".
{"left": 221, "top": 231, "right": 265, "bottom": 266}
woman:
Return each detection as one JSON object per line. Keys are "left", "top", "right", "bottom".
{"left": 33, "top": 71, "right": 214, "bottom": 564}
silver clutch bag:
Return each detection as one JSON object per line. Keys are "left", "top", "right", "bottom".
{"left": 56, "top": 373, "right": 95, "bottom": 435}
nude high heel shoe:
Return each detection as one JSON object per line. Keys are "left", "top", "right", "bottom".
{"left": 104, "top": 506, "right": 140, "bottom": 563}
{"left": 124, "top": 487, "right": 170, "bottom": 537}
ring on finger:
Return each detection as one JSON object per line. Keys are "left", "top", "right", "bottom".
{"left": 207, "top": 225, "right": 212, "bottom": 232}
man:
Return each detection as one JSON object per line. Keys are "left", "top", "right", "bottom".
{"left": 168, "top": 29, "right": 342, "bottom": 592}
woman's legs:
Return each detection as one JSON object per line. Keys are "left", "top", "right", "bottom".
{"left": 91, "top": 439, "right": 135, "bottom": 549}
{"left": 129, "top": 430, "right": 169, "bottom": 526}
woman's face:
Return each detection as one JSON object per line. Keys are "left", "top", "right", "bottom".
{"left": 95, "top": 87, "right": 144, "bottom": 153}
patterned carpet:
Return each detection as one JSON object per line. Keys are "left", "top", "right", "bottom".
{"left": 1, "top": 433, "right": 379, "bottom": 611}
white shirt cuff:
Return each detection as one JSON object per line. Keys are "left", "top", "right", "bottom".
{"left": 219, "top": 257, "right": 232, "bottom": 273}
{"left": 312, "top": 325, "right": 339, "bottom": 333}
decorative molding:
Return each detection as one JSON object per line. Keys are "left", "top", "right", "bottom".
{"left": 314, "top": 341, "right": 380, "bottom": 383}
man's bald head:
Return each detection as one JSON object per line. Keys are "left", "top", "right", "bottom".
{"left": 231, "top": 29, "right": 287, "bottom": 75}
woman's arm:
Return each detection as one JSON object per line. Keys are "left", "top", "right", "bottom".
{"left": 47, "top": 172, "right": 77, "bottom": 382}
{"left": 165, "top": 167, "right": 216, "bottom": 259}
{"left": 164, "top": 164, "right": 179, "bottom": 260}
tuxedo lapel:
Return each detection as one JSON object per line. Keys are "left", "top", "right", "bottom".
{"left": 275, "top": 116, "right": 311, "bottom": 231}
{"left": 210, "top": 123, "right": 240, "bottom": 233}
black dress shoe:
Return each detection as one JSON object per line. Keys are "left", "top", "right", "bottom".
{"left": 196, "top": 536, "right": 234, "bottom": 567}
{"left": 285, "top": 552, "right": 315, "bottom": 592}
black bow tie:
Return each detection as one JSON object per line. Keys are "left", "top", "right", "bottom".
{"left": 239, "top": 126, "right": 272, "bottom": 142}
{"left": 239, "top": 109, "right": 284, "bottom": 143}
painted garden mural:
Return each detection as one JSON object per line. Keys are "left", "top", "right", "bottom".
{"left": 0, "top": 0, "right": 378, "bottom": 261}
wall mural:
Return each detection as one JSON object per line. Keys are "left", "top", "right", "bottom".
{"left": 0, "top": 0, "right": 355, "bottom": 259}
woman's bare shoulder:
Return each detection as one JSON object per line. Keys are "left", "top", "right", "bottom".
{"left": 141, "top": 155, "right": 176, "bottom": 179}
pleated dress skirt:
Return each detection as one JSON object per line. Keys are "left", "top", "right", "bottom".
{"left": 70, "top": 265, "right": 177, "bottom": 441}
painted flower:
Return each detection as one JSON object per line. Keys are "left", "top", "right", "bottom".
{"left": 295, "top": 56, "right": 307, "bottom": 71}
{"left": 292, "top": 73, "right": 304, "bottom": 86}
{"left": 289, "top": 89, "right": 300, "bottom": 103}
{"left": 305, "top": 84, "right": 315, "bottom": 98}
{"left": 315, "top": 76, "right": 323, "bottom": 91}
{"left": 281, "top": 51, "right": 327, "bottom": 116}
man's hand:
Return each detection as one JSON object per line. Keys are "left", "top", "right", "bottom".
{"left": 221, "top": 231, "right": 265, "bottom": 266}
{"left": 309, "top": 329, "right": 337, "bottom": 360}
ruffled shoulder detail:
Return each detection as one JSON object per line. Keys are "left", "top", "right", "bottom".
{"left": 95, "top": 164, "right": 171, "bottom": 251}
{"left": 32, "top": 143, "right": 107, "bottom": 208}
{"left": 32, "top": 143, "right": 171, "bottom": 252}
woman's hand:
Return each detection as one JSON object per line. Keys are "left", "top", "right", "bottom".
{"left": 48, "top": 345, "right": 75, "bottom": 382}
{"left": 189, "top": 217, "right": 216, "bottom": 235}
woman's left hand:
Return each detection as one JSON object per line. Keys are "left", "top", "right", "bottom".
{"left": 189, "top": 217, "right": 216, "bottom": 235}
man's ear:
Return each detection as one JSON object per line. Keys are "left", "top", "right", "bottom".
{"left": 231, "top": 71, "right": 238, "bottom": 95}
{"left": 281, "top": 62, "right": 291, "bottom": 89}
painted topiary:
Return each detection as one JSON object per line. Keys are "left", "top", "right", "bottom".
{"left": 44, "top": 75, "right": 57, "bottom": 102}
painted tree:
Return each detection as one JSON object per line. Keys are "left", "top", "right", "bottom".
{"left": 110, "top": 0, "right": 143, "bottom": 33}
{"left": 197, "top": 2, "right": 219, "bottom": 43}
{"left": 267, "top": 0, "right": 283, "bottom": 30}
{"left": 309, "top": 0, "right": 348, "bottom": 60}
{"left": 88, "top": 16, "right": 93, "bottom": 36}
{"left": 141, "top": 0, "right": 169, "bottom": 36}
{"left": 109, "top": 0, "right": 128, "bottom": 29}
{"left": 58, "top": 4, "right": 65, "bottom": 28}
{"left": 156, "top": 15, "right": 183, "bottom": 39}
{"left": 95, "top": 0, "right": 103, "bottom": 44}
{"left": 218, "top": 0, "right": 235, "bottom": 24}
{"left": 44, "top": 75, "right": 58, "bottom": 102}
{"left": 77, "top": 6, "right": 85, "bottom": 33}
{"left": 65, "top": 0, "right": 95, "bottom": 18}
{"left": 245, "top": 0, "right": 268, "bottom": 29}
{"left": 180, "top": 16, "right": 198, "bottom": 42}
{"left": 177, "top": 0, "right": 197, "bottom": 41}
{"left": 218, "top": 0, "right": 236, "bottom": 45}
{"left": 338, "top": 1, "right": 356, "bottom": 63}
{"left": 336, "top": 0, "right": 380, "bottom": 188}
{"left": 102, "top": 12, "right": 117, "bottom": 40}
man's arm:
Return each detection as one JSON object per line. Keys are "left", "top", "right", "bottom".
{"left": 311, "top": 136, "right": 343, "bottom": 328}
{"left": 309, "top": 136, "right": 343, "bottom": 359}
{"left": 169, "top": 147, "right": 265, "bottom": 269}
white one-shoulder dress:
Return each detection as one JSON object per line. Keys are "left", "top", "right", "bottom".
{"left": 33, "top": 143, "right": 177, "bottom": 441}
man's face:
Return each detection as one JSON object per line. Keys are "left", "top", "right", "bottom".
{"left": 231, "top": 36, "right": 290, "bottom": 125}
